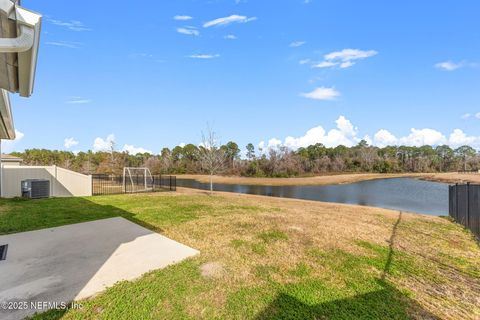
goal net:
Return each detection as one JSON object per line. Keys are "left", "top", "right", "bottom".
{"left": 123, "top": 167, "right": 154, "bottom": 193}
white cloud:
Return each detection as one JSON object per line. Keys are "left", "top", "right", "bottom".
{"left": 93, "top": 134, "right": 115, "bottom": 152}
{"left": 324, "top": 49, "right": 377, "bottom": 61}
{"left": 67, "top": 97, "right": 91, "bottom": 104}
{"left": 47, "top": 18, "right": 90, "bottom": 31}
{"left": 461, "top": 113, "right": 472, "bottom": 119}
{"left": 290, "top": 41, "right": 306, "bottom": 48}
{"left": 258, "top": 141, "right": 265, "bottom": 151}
{"left": 203, "top": 15, "right": 257, "bottom": 28}
{"left": 435, "top": 61, "right": 463, "bottom": 71}
{"left": 373, "top": 128, "right": 480, "bottom": 149}
{"left": 373, "top": 129, "right": 397, "bottom": 147}
{"left": 313, "top": 61, "right": 337, "bottom": 68}
{"left": 1, "top": 130, "right": 24, "bottom": 153}
{"left": 398, "top": 128, "right": 447, "bottom": 146}
{"left": 265, "top": 116, "right": 359, "bottom": 150}
{"left": 177, "top": 27, "right": 199, "bottom": 36}
{"left": 300, "top": 87, "right": 340, "bottom": 100}
{"left": 339, "top": 61, "right": 354, "bottom": 68}
{"left": 46, "top": 41, "right": 82, "bottom": 49}
{"left": 224, "top": 34, "right": 237, "bottom": 40}
{"left": 259, "top": 116, "right": 480, "bottom": 152}
{"left": 189, "top": 54, "right": 220, "bottom": 59}
{"left": 174, "top": 15, "right": 193, "bottom": 21}
{"left": 122, "top": 144, "right": 152, "bottom": 155}
{"left": 64, "top": 137, "right": 79, "bottom": 149}
{"left": 299, "top": 59, "right": 311, "bottom": 65}
{"left": 476, "top": 112, "right": 480, "bottom": 119}
{"left": 312, "top": 48, "right": 377, "bottom": 69}
{"left": 448, "top": 129, "right": 478, "bottom": 147}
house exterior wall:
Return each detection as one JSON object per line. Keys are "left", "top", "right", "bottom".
{"left": 0, "top": 165, "right": 92, "bottom": 198}
{"left": 1, "top": 160, "right": 22, "bottom": 167}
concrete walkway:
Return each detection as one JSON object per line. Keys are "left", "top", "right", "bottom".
{"left": 0, "top": 217, "right": 199, "bottom": 320}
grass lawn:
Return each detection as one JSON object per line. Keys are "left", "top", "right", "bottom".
{"left": 1, "top": 188, "right": 479, "bottom": 319}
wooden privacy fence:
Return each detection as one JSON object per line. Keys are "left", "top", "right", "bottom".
{"left": 449, "top": 183, "right": 480, "bottom": 239}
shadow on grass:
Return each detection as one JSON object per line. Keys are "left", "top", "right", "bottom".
{"left": 0, "top": 195, "right": 174, "bottom": 320}
{"left": 255, "top": 211, "right": 439, "bottom": 320}
{"left": 0, "top": 196, "right": 164, "bottom": 235}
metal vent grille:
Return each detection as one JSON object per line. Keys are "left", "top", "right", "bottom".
{"left": 0, "top": 244, "right": 8, "bottom": 261}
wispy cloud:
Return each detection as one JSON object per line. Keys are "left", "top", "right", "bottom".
{"left": 224, "top": 34, "right": 237, "bottom": 40}
{"left": 435, "top": 61, "right": 463, "bottom": 71}
{"left": 461, "top": 112, "right": 480, "bottom": 120}
{"left": 128, "top": 53, "right": 153, "bottom": 59}
{"left": 434, "top": 60, "right": 479, "bottom": 71}
{"left": 47, "top": 18, "right": 91, "bottom": 31}
{"left": 289, "top": 41, "right": 306, "bottom": 48}
{"left": 300, "top": 87, "right": 340, "bottom": 100}
{"left": 46, "top": 41, "right": 82, "bottom": 49}
{"left": 189, "top": 54, "right": 220, "bottom": 59}
{"left": 311, "top": 48, "right": 378, "bottom": 69}
{"left": 177, "top": 27, "right": 199, "bottom": 36}
{"left": 67, "top": 97, "right": 91, "bottom": 104}
{"left": 203, "top": 15, "right": 257, "bottom": 28}
{"left": 64, "top": 137, "right": 79, "bottom": 149}
{"left": 174, "top": 15, "right": 193, "bottom": 21}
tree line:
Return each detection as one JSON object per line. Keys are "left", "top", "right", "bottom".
{"left": 9, "top": 140, "right": 480, "bottom": 177}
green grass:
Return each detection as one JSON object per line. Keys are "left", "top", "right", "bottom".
{"left": 0, "top": 194, "right": 262, "bottom": 235}
{"left": 257, "top": 230, "right": 289, "bottom": 243}
{"left": 1, "top": 192, "right": 478, "bottom": 319}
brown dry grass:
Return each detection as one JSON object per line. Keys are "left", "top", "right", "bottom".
{"left": 160, "top": 188, "right": 480, "bottom": 319}
{"left": 422, "top": 172, "right": 480, "bottom": 184}
{"left": 30, "top": 188, "right": 479, "bottom": 319}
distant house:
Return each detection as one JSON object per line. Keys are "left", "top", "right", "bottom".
{"left": 0, "top": 154, "right": 23, "bottom": 166}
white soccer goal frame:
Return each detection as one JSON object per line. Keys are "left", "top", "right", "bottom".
{"left": 122, "top": 167, "right": 154, "bottom": 193}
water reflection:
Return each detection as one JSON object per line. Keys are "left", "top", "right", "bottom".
{"left": 176, "top": 178, "right": 448, "bottom": 216}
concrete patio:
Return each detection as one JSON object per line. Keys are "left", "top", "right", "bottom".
{"left": 0, "top": 217, "right": 199, "bottom": 320}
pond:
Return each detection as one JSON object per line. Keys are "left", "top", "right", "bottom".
{"left": 176, "top": 177, "right": 448, "bottom": 216}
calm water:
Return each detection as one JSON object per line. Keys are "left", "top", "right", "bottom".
{"left": 176, "top": 177, "right": 448, "bottom": 216}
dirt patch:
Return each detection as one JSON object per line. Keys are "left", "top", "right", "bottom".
{"left": 288, "top": 226, "right": 304, "bottom": 232}
{"left": 200, "top": 262, "right": 225, "bottom": 279}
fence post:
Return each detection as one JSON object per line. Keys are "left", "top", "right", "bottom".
{"left": 455, "top": 183, "right": 458, "bottom": 220}
{"left": 466, "top": 182, "right": 470, "bottom": 228}
{"left": 169, "top": 175, "right": 172, "bottom": 191}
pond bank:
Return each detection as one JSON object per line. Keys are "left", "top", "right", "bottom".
{"left": 177, "top": 172, "right": 480, "bottom": 186}
{"left": 176, "top": 173, "right": 425, "bottom": 186}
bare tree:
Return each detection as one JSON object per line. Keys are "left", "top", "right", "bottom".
{"left": 199, "top": 127, "right": 226, "bottom": 193}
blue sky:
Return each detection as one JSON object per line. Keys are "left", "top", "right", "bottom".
{"left": 3, "top": 0, "right": 480, "bottom": 154}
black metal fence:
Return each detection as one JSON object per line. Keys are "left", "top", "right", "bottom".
{"left": 92, "top": 174, "right": 176, "bottom": 196}
{"left": 449, "top": 183, "right": 480, "bottom": 239}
